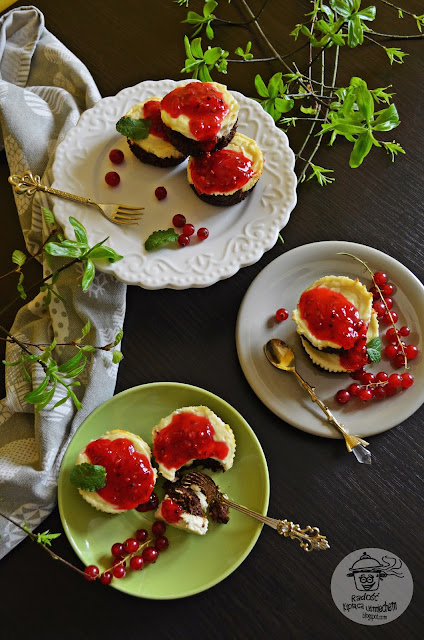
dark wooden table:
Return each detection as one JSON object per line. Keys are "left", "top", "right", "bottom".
{"left": 1, "top": 1, "right": 423, "bottom": 638}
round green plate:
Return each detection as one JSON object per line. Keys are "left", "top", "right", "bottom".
{"left": 58, "top": 382, "right": 269, "bottom": 599}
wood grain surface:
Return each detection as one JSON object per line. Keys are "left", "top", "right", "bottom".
{"left": 0, "top": 1, "right": 423, "bottom": 638}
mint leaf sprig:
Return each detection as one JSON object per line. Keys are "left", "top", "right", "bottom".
{"left": 116, "top": 116, "right": 151, "bottom": 140}
{"left": 144, "top": 228, "right": 179, "bottom": 251}
{"left": 70, "top": 463, "right": 107, "bottom": 492}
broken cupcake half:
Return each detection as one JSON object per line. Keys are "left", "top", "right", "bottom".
{"left": 292, "top": 275, "right": 379, "bottom": 373}
{"left": 72, "top": 429, "right": 157, "bottom": 514}
{"left": 152, "top": 405, "right": 235, "bottom": 534}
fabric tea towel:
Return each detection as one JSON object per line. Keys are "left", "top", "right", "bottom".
{"left": 0, "top": 5, "right": 126, "bottom": 559}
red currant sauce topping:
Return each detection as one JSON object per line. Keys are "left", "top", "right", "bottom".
{"left": 84, "top": 565, "right": 99, "bottom": 581}
{"left": 155, "top": 186, "right": 167, "bottom": 200}
{"left": 275, "top": 308, "right": 289, "bottom": 322}
{"left": 105, "top": 171, "right": 120, "bottom": 187}
{"left": 172, "top": 214, "right": 186, "bottom": 228}
{"left": 109, "top": 149, "right": 124, "bottom": 164}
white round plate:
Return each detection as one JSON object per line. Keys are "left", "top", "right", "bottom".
{"left": 236, "top": 241, "right": 424, "bottom": 439}
{"left": 51, "top": 79, "right": 297, "bottom": 290}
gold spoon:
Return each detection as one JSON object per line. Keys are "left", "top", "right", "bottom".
{"left": 264, "top": 338, "right": 371, "bottom": 464}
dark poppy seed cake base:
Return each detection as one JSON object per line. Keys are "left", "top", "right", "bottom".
{"left": 189, "top": 182, "right": 257, "bottom": 206}
{"left": 127, "top": 140, "right": 186, "bottom": 167}
{"left": 162, "top": 121, "right": 238, "bottom": 157}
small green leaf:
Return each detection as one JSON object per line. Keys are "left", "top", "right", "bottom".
{"left": 144, "top": 228, "right": 179, "bottom": 251}
{"left": 36, "top": 530, "right": 61, "bottom": 546}
{"left": 114, "top": 329, "right": 124, "bottom": 346}
{"left": 384, "top": 47, "right": 408, "bottom": 65}
{"left": 367, "top": 336, "right": 382, "bottom": 363}
{"left": 12, "top": 250, "right": 26, "bottom": 267}
{"left": 81, "top": 320, "right": 91, "bottom": 338}
{"left": 17, "top": 272, "right": 26, "bottom": 300}
{"left": 44, "top": 242, "right": 82, "bottom": 258}
{"left": 254, "top": 74, "right": 269, "bottom": 98}
{"left": 116, "top": 116, "right": 151, "bottom": 140}
{"left": 112, "top": 350, "right": 123, "bottom": 364}
{"left": 70, "top": 463, "right": 107, "bottom": 492}
{"left": 81, "top": 259, "right": 95, "bottom": 291}
{"left": 372, "top": 104, "right": 400, "bottom": 132}
{"left": 42, "top": 207, "right": 55, "bottom": 225}
{"left": 57, "top": 350, "right": 83, "bottom": 373}
{"left": 69, "top": 217, "right": 88, "bottom": 244}
{"left": 381, "top": 141, "right": 405, "bottom": 162}
{"left": 349, "top": 130, "right": 374, "bottom": 168}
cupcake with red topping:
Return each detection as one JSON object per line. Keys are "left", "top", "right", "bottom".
{"left": 73, "top": 429, "right": 157, "bottom": 514}
{"left": 292, "top": 275, "right": 379, "bottom": 373}
{"left": 152, "top": 405, "right": 236, "bottom": 482}
{"left": 122, "top": 97, "right": 186, "bottom": 167}
{"left": 160, "top": 81, "right": 239, "bottom": 157}
{"left": 187, "top": 132, "right": 264, "bottom": 206}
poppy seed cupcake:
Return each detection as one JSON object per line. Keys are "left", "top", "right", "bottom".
{"left": 124, "top": 97, "right": 186, "bottom": 167}
{"left": 187, "top": 132, "right": 264, "bottom": 206}
{"left": 160, "top": 81, "right": 239, "bottom": 157}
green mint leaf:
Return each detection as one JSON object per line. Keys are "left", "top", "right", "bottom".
{"left": 144, "top": 228, "right": 179, "bottom": 251}
{"left": 116, "top": 116, "right": 151, "bottom": 140}
{"left": 12, "top": 250, "right": 26, "bottom": 267}
{"left": 70, "top": 463, "right": 107, "bottom": 492}
{"left": 367, "top": 337, "right": 382, "bottom": 363}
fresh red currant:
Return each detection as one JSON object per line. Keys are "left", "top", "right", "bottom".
{"left": 358, "top": 388, "right": 373, "bottom": 401}
{"left": 401, "top": 373, "right": 415, "bottom": 388}
{"left": 393, "top": 353, "right": 406, "bottom": 369}
{"left": 350, "top": 369, "right": 365, "bottom": 381}
{"left": 109, "top": 149, "right": 124, "bottom": 164}
{"left": 382, "top": 311, "right": 398, "bottom": 325}
{"left": 197, "top": 227, "right": 209, "bottom": 240}
{"left": 398, "top": 326, "right": 410, "bottom": 337}
{"left": 152, "top": 521, "right": 167, "bottom": 537}
{"left": 405, "top": 345, "right": 418, "bottom": 360}
{"left": 111, "top": 542, "right": 124, "bottom": 558}
{"left": 373, "top": 271, "right": 388, "bottom": 287}
{"left": 375, "top": 371, "right": 389, "bottom": 384}
{"left": 142, "top": 547, "right": 159, "bottom": 564}
{"left": 84, "top": 565, "right": 99, "bottom": 581}
{"left": 105, "top": 171, "right": 120, "bottom": 187}
{"left": 130, "top": 556, "right": 145, "bottom": 571}
{"left": 380, "top": 283, "right": 395, "bottom": 297}
{"left": 348, "top": 383, "right": 361, "bottom": 396}
{"left": 384, "top": 297, "right": 394, "bottom": 310}
{"left": 112, "top": 557, "right": 125, "bottom": 567}
{"left": 182, "top": 223, "right": 195, "bottom": 236}
{"left": 123, "top": 538, "right": 139, "bottom": 554}
{"left": 275, "top": 308, "right": 289, "bottom": 322}
{"left": 136, "top": 529, "right": 148, "bottom": 542}
{"left": 155, "top": 186, "right": 167, "bottom": 200}
{"left": 155, "top": 535, "right": 169, "bottom": 551}
{"left": 100, "top": 571, "right": 113, "bottom": 585}
{"left": 373, "top": 386, "right": 386, "bottom": 399}
{"left": 136, "top": 492, "right": 159, "bottom": 512}
{"left": 172, "top": 214, "right": 186, "bottom": 228}
{"left": 384, "top": 344, "right": 399, "bottom": 359}
{"left": 385, "top": 385, "right": 397, "bottom": 397}
{"left": 335, "top": 389, "right": 350, "bottom": 404}
{"left": 112, "top": 564, "right": 126, "bottom": 579}
{"left": 387, "top": 373, "right": 402, "bottom": 388}
{"left": 369, "top": 286, "right": 379, "bottom": 300}
{"left": 385, "top": 328, "right": 398, "bottom": 343}
{"left": 178, "top": 234, "right": 190, "bottom": 247}
{"left": 372, "top": 300, "right": 386, "bottom": 317}
{"left": 360, "top": 372, "right": 375, "bottom": 385}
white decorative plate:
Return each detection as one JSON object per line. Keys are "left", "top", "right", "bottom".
{"left": 51, "top": 79, "right": 297, "bottom": 289}
{"left": 236, "top": 241, "right": 424, "bottom": 439}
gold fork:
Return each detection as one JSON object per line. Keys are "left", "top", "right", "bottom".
{"left": 181, "top": 471, "right": 329, "bottom": 552}
{"left": 8, "top": 171, "right": 144, "bottom": 226}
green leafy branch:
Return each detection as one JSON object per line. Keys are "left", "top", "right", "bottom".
{"left": 0, "top": 209, "right": 124, "bottom": 412}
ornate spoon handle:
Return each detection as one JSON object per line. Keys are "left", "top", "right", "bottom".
{"left": 222, "top": 497, "right": 329, "bottom": 552}
{"left": 293, "top": 369, "right": 369, "bottom": 451}
{"left": 8, "top": 171, "right": 93, "bottom": 205}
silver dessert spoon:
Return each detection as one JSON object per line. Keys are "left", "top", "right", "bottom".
{"left": 264, "top": 338, "right": 371, "bottom": 464}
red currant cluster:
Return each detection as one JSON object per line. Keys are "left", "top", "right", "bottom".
{"left": 105, "top": 148, "right": 125, "bottom": 186}
{"left": 83, "top": 518, "right": 169, "bottom": 585}
{"left": 172, "top": 214, "right": 209, "bottom": 247}
{"left": 335, "top": 270, "right": 418, "bottom": 405}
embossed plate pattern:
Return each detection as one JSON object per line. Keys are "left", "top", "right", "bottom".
{"left": 51, "top": 79, "right": 297, "bottom": 289}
